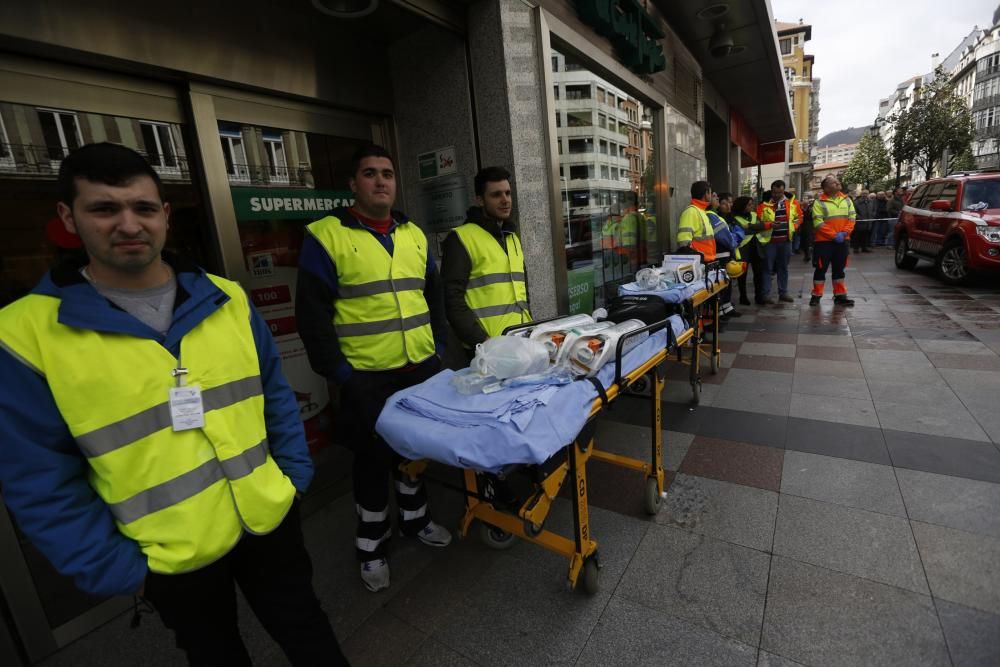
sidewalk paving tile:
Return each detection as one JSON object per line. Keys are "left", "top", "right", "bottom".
{"left": 772, "top": 494, "right": 927, "bottom": 594}
{"left": 884, "top": 429, "right": 1000, "bottom": 484}
{"left": 342, "top": 609, "right": 427, "bottom": 666}
{"left": 794, "top": 345, "right": 859, "bottom": 362}
{"left": 788, "top": 393, "right": 880, "bottom": 428}
{"left": 577, "top": 595, "right": 757, "bottom": 667}
{"left": 793, "top": 357, "right": 864, "bottom": 378}
{"left": 796, "top": 333, "right": 855, "bottom": 347}
{"left": 861, "top": 361, "right": 944, "bottom": 384}
{"left": 733, "top": 354, "right": 797, "bottom": 373}
{"left": 695, "top": 407, "right": 788, "bottom": 447}
{"left": 926, "top": 352, "right": 1000, "bottom": 370}
{"left": 718, "top": 368, "right": 794, "bottom": 393}
{"left": 405, "top": 639, "right": 478, "bottom": 666}
{"left": 874, "top": 400, "right": 990, "bottom": 442}
{"left": 746, "top": 332, "right": 798, "bottom": 345}
{"left": 857, "top": 348, "right": 934, "bottom": 367}
{"left": 714, "top": 385, "right": 791, "bottom": 417}
{"left": 594, "top": 420, "right": 691, "bottom": 471}
{"left": 756, "top": 650, "right": 805, "bottom": 666}
{"left": 896, "top": 468, "right": 1000, "bottom": 538}
{"left": 761, "top": 557, "right": 949, "bottom": 667}
{"left": 866, "top": 379, "right": 965, "bottom": 409}
{"left": 934, "top": 600, "right": 1000, "bottom": 667}
{"left": 784, "top": 417, "right": 890, "bottom": 465}
{"left": 853, "top": 336, "right": 921, "bottom": 350}
{"left": 790, "top": 373, "right": 871, "bottom": 400}
{"left": 664, "top": 379, "right": 719, "bottom": 406}
{"left": 739, "top": 342, "right": 797, "bottom": 357}
{"left": 586, "top": 459, "right": 675, "bottom": 519}
{"left": 911, "top": 521, "right": 1000, "bottom": 615}
{"left": 905, "top": 328, "right": 979, "bottom": 341}
{"left": 617, "top": 525, "right": 770, "bottom": 645}
{"left": 915, "top": 339, "right": 995, "bottom": 355}
{"left": 780, "top": 451, "right": 905, "bottom": 516}
{"left": 656, "top": 474, "right": 778, "bottom": 552}
{"left": 679, "top": 436, "right": 784, "bottom": 491}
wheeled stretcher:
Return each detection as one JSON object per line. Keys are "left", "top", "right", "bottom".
{"left": 384, "top": 315, "right": 695, "bottom": 594}
{"left": 675, "top": 261, "right": 729, "bottom": 403}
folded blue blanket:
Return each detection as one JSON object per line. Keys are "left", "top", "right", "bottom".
{"left": 376, "top": 320, "right": 685, "bottom": 472}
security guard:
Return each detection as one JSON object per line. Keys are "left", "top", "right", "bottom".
{"left": 296, "top": 144, "right": 451, "bottom": 594}
{"left": 0, "top": 143, "right": 344, "bottom": 665}
{"left": 810, "top": 175, "right": 856, "bottom": 307}
{"left": 442, "top": 166, "right": 530, "bottom": 350}
{"left": 676, "top": 180, "right": 717, "bottom": 260}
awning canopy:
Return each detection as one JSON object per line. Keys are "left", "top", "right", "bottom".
{"left": 652, "top": 0, "right": 795, "bottom": 145}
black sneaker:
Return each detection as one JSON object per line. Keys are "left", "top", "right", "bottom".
{"left": 834, "top": 295, "right": 855, "bottom": 307}
{"left": 809, "top": 295, "right": 821, "bottom": 307}
{"left": 728, "top": 309, "right": 743, "bottom": 318}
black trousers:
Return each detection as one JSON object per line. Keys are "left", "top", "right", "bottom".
{"left": 850, "top": 222, "right": 871, "bottom": 251}
{"left": 740, "top": 240, "right": 765, "bottom": 304}
{"left": 144, "top": 503, "right": 345, "bottom": 666}
{"left": 339, "top": 356, "right": 442, "bottom": 561}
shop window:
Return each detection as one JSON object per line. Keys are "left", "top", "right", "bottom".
{"left": 220, "top": 130, "right": 250, "bottom": 183}
{"left": 780, "top": 38, "right": 791, "bottom": 55}
{"left": 0, "top": 114, "right": 13, "bottom": 169}
{"left": 36, "top": 108, "right": 82, "bottom": 163}
{"left": 139, "top": 121, "right": 179, "bottom": 175}
{"left": 263, "top": 134, "right": 289, "bottom": 184}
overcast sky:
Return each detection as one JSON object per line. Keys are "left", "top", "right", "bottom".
{"left": 770, "top": 0, "right": 995, "bottom": 139}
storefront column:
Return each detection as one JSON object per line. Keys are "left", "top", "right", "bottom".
{"left": 467, "top": 0, "right": 565, "bottom": 317}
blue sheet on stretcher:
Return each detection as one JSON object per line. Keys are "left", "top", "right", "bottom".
{"left": 618, "top": 270, "right": 727, "bottom": 303}
{"left": 375, "top": 316, "right": 688, "bottom": 473}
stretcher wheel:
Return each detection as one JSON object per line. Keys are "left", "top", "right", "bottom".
{"left": 581, "top": 557, "right": 600, "bottom": 595}
{"left": 524, "top": 519, "right": 544, "bottom": 537}
{"left": 710, "top": 346, "right": 718, "bottom": 375}
{"left": 479, "top": 522, "right": 516, "bottom": 550}
{"left": 643, "top": 478, "right": 662, "bottom": 515}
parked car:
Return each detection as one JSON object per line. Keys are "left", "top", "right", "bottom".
{"left": 894, "top": 172, "right": 1000, "bottom": 285}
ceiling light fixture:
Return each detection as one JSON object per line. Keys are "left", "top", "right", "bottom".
{"left": 311, "top": 0, "right": 379, "bottom": 19}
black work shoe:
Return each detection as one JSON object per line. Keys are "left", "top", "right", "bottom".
{"left": 739, "top": 297, "right": 751, "bottom": 306}
{"left": 728, "top": 309, "right": 743, "bottom": 318}
{"left": 809, "top": 295, "right": 821, "bottom": 307}
{"left": 802, "top": 254, "right": 811, "bottom": 263}
{"left": 834, "top": 295, "right": 855, "bottom": 307}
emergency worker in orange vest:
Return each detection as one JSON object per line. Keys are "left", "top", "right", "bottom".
{"left": 810, "top": 175, "right": 856, "bottom": 307}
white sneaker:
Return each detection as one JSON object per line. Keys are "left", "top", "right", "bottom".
{"left": 416, "top": 521, "right": 452, "bottom": 547}
{"left": 360, "top": 558, "right": 390, "bottom": 592}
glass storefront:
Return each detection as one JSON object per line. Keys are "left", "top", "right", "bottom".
{"left": 550, "top": 50, "right": 660, "bottom": 313}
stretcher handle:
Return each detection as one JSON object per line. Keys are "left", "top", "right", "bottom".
{"left": 612, "top": 316, "right": 676, "bottom": 389}
{"left": 501, "top": 313, "right": 577, "bottom": 336}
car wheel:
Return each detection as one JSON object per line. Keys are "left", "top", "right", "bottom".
{"left": 937, "top": 240, "right": 970, "bottom": 286}
{"left": 894, "top": 235, "right": 918, "bottom": 270}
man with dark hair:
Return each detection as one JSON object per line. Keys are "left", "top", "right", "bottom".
{"left": 0, "top": 143, "right": 345, "bottom": 665}
{"left": 756, "top": 179, "right": 799, "bottom": 304}
{"left": 442, "top": 166, "right": 530, "bottom": 350}
{"left": 677, "top": 180, "right": 717, "bottom": 260}
{"left": 296, "top": 144, "right": 451, "bottom": 593}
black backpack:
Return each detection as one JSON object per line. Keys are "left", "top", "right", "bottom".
{"left": 603, "top": 294, "right": 679, "bottom": 325}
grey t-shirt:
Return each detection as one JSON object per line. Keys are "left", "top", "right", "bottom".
{"left": 83, "top": 269, "right": 178, "bottom": 335}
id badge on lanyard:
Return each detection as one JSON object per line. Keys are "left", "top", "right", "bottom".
{"left": 169, "top": 365, "right": 204, "bottom": 431}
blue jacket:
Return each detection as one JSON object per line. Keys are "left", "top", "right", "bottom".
{"left": 0, "top": 255, "right": 313, "bottom": 597}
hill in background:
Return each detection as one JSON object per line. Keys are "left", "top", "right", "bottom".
{"left": 816, "top": 126, "right": 869, "bottom": 147}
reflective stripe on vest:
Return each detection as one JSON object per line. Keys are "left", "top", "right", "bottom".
{"left": 0, "top": 275, "right": 295, "bottom": 575}
{"left": 453, "top": 223, "right": 531, "bottom": 338}
{"left": 734, "top": 214, "right": 756, "bottom": 248}
{"left": 307, "top": 215, "right": 435, "bottom": 370}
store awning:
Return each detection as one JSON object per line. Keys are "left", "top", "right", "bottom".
{"left": 652, "top": 0, "right": 794, "bottom": 144}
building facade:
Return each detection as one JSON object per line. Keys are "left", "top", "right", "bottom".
{"left": 0, "top": 2, "right": 793, "bottom": 662}
{"left": 813, "top": 142, "right": 858, "bottom": 166}
{"left": 776, "top": 19, "right": 816, "bottom": 195}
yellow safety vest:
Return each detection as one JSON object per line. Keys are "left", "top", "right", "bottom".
{"left": 677, "top": 204, "right": 716, "bottom": 260}
{"left": 453, "top": 223, "right": 531, "bottom": 339}
{"left": 734, "top": 213, "right": 757, "bottom": 248}
{"left": 307, "top": 215, "right": 435, "bottom": 370}
{"left": 0, "top": 276, "right": 295, "bottom": 575}
{"left": 757, "top": 198, "right": 798, "bottom": 245}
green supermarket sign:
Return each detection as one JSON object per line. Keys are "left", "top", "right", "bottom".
{"left": 575, "top": 0, "right": 666, "bottom": 74}
{"left": 231, "top": 187, "right": 355, "bottom": 221}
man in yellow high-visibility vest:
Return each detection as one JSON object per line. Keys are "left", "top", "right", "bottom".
{"left": 296, "top": 144, "right": 452, "bottom": 594}
{"left": 442, "top": 166, "right": 530, "bottom": 351}
{"left": 0, "top": 143, "right": 344, "bottom": 664}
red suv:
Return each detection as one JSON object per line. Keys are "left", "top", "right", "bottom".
{"left": 894, "top": 172, "right": 1000, "bottom": 284}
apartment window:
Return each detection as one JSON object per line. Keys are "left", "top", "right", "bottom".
{"left": 567, "top": 138, "right": 594, "bottom": 154}
{"left": 263, "top": 133, "right": 288, "bottom": 184}
{"left": 37, "top": 108, "right": 82, "bottom": 161}
{"left": 553, "top": 86, "right": 560, "bottom": 100}
{"left": 565, "top": 84, "right": 591, "bottom": 100}
{"left": 220, "top": 130, "right": 250, "bottom": 182}
{"left": 780, "top": 38, "right": 791, "bottom": 55}
{"left": 600, "top": 165, "right": 610, "bottom": 179}
{"left": 599, "top": 139, "right": 608, "bottom": 154}
{"left": 569, "top": 164, "right": 592, "bottom": 179}
{"left": 139, "top": 121, "right": 179, "bottom": 174}
{"left": 551, "top": 55, "right": 559, "bottom": 72}
{"left": 567, "top": 111, "right": 593, "bottom": 128}
{"left": 597, "top": 113, "right": 607, "bottom": 129}
{"left": 555, "top": 112, "right": 561, "bottom": 128}
{"left": 789, "top": 90, "right": 795, "bottom": 110}
{"left": 788, "top": 142, "right": 794, "bottom": 162}
{"left": 608, "top": 119, "right": 617, "bottom": 133}
{"left": 597, "top": 88, "right": 606, "bottom": 104}
{"left": 0, "top": 113, "right": 13, "bottom": 168}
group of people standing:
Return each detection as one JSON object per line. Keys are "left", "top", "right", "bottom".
{"left": 848, "top": 187, "right": 907, "bottom": 253}
{"left": 677, "top": 176, "right": 861, "bottom": 313}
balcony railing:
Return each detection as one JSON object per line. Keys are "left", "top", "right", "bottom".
{"left": 225, "top": 163, "right": 311, "bottom": 187}
{"left": 0, "top": 143, "right": 192, "bottom": 181}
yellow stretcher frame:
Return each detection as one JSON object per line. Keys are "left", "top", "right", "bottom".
{"left": 676, "top": 272, "right": 730, "bottom": 404}
{"left": 403, "top": 320, "right": 694, "bottom": 595}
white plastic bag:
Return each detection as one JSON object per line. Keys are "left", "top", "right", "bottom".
{"left": 472, "top": 336, "right": 551, "bottom": 379}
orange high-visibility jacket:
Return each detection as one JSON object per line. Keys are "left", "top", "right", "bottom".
{"left": 811, "top": 193, "right": 856, "bottom": 242}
